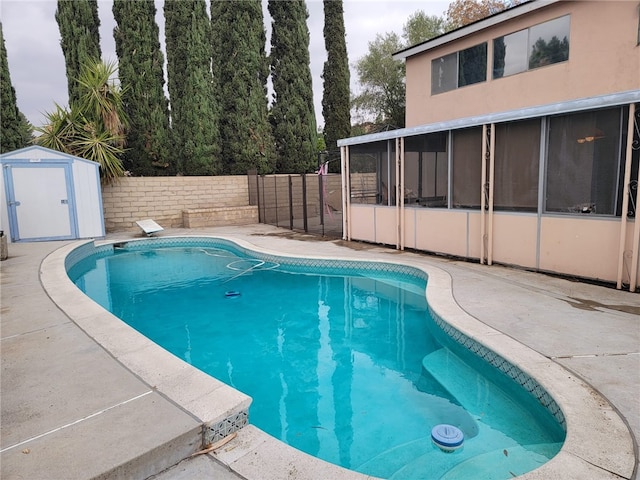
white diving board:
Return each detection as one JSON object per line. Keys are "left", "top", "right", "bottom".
{"left": 136, "top": 219, "right": 164, "bottom": 236}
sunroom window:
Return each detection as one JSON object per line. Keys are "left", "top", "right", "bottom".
{"left": 452, "top": 127, "right": 483, "bottom": 208}
{"left": 404, "top": 132, "right": 449, "bottom": 207}
{"left": 494, "top": 119, "right": 541, "bottom": 211}
{"left": 349, "top": 141, "right": 395, "bottom": 206}
{"left": 545, "top": 107, "right": 622, "bottom": 215}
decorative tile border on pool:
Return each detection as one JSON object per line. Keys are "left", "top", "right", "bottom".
{"left": 91, "top": 236, "right": 429, "bottom": 282}
{"left": 64, "top": 240, "right": 113, "bottom": 271}
{"left": 429, "top": 305, "right": 566, "bottom": 431}
{"left": 206, "top": 411, "right": 249, "bottom": 445}
{"left": 69, "top": 236, "right": 565, "bottom": 433}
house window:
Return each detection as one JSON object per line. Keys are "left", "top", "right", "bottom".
{"left": 431, "top": 52, "right": 457, "bottom": 94}
{"left": 452, "top": 127, "right": 483, "bottom": 208}
{"left": 545, "top": 107, "right": 623, "bottom": 215}
{"left": 458, "top": 43, "right": 488, "bottom": 87}
{"left": 404, "top": 132, "right": 449, "bottom": 207}
{"left": 494, "top": 119, "right": 541, "bottom": 211}
{"left": 432, "top": 43, "right": 487, "bottom": 94}
{"left": 493, "top": 15, "right": 570, "bottom": 79}
{"left": 493, "top": 29, "right": 528, "bottom": 78}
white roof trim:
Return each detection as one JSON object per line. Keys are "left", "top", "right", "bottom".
{"left": 392, "top": 0, "right": 560, "bottom": 61}
{"left": 0, "top": 145, "right": 101, "bottom": 166}
{"left": 338, "top": 90, "right": 640, "bottom": 147}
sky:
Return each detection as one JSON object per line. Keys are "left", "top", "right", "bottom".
{"left": 0, "top": 0, "right": 450, "bottom": 130}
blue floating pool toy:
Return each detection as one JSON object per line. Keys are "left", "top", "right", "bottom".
{"left": 224, "top": 291, "right": 241, "bottom": 298}
{"left": 431, "top": 424, "right": 464, "bottom": 452}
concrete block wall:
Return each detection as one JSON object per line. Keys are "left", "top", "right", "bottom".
{"left": 183, "top": 206, "right": 258, "bottom": 228}
{"left": 102, "top": 176, "right": 250, "bottom": 232}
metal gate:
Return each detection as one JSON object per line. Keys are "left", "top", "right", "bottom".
{"left": 248, "top": 170, "right": 343, "bottom": 238}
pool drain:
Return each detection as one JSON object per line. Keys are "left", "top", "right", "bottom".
{"left": 431, "top": 424, "right": 464, "bottom": 452}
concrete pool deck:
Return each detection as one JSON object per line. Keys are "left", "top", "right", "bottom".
{"left": 1, "top": 224, "right": 638, "bottom": 479}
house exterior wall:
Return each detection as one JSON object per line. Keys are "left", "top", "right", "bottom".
{"left": 405, "top": 1, "right": 640, "bottom": 127}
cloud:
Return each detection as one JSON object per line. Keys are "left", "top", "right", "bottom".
{"left": 1, "top": 0, "right": 449, "bottom": 129}
{"left": 2, "top": 1, "right": 67, "bottom": 126}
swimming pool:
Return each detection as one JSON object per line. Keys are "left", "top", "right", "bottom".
{"left": 67, "top": 237, "right": 565, "bottom": 479}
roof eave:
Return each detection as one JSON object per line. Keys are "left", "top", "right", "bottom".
{"left": 392, "top": 0, "right": 560, "bottom": 61}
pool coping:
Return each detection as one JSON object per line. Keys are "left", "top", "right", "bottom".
{"left": 41, "top": 235, "right": 636, "bottom": 479}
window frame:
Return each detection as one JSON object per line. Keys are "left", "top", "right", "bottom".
{"left": 431, "top": 42, "right": 488, "bottom": 95}
{"left": 493, "top": 15, "right": 571, "bottom": 80}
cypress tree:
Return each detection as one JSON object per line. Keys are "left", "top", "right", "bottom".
{"left": 321, "top": 0, "right": 351, "bottom": 166}
{"left": 1, "top": 23, "right": 31, "bottom": 153}
{"left": 55, "top": 0, "right": 102, "bottom": 107}
{"left": 211, "top": 0, "right": 274, "bottom": 175}
{"left": 165, "top": 0, "right": 220, "bottom": 175}
{"left": 113, "top": 0, "right": 172, "bottom": 176}
{"left": 268, "top": 0, "right": 317, "bottom": 173}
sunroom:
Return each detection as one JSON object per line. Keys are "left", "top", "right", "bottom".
{"left": 339, "top": 94, "right": 640, "bottom": 291}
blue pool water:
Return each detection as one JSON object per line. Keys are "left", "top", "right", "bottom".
{"left": 68, "top": 240, "right": 565, "bottom": 479}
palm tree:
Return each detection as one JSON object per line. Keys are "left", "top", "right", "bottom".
{"left": 37, "top": 59, "right": 128, "bottom": 184}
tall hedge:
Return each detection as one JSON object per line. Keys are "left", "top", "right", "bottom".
{"left": 211, "top": 0, "right": 274, "bottom": 175}
{"left": 321, "top": 0, "right": 351, "bottom": 162}
{"left": 113, "top": 0, "right": 172, "bottom": 176}
{"left": 55, "top": 0, "right": 102, "bottom": 107}
{"left": 0, "top": 23, "right": 31, "bottom": 152}
{"left": 268, "top": 0, "right": 317, "bottom": 173}
{"left": 165, "top": 0, "right": 220, "bottom": 175}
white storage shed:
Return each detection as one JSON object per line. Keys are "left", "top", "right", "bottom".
{"left": 0, "top": 146, "right": 105, "bottom": 243}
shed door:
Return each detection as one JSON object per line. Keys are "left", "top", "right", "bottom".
{"left": 4, "top": 163, "right": 76, "bottom": 241}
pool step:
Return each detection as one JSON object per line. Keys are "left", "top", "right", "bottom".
{"left": 421, "top": 348, "right": 546, "bottom": 440}
{"left": 356, "top": 425, "right": 532, "bottom": 479}
{"left": 421, "top": 347, "right": 490, "bottom": 412}
{"left": 387, "top": 442, "right": 562, "bottom": 480}
{"left": 355, "top": 435, "right": 434, "bottom": 479}
{"left": 358, "top": 348, "right": 559, "bottom": 480}
{"left": 422, "top": 348, "right": 513, "bottom": 415}
{"left": 416, "top": 352, "right": 479, "bottom": 440}
{"left": 357, "top": 433, "right": 556, "bottom": 479}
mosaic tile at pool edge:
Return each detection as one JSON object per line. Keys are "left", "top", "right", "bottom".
{"left": 429, "top": 305, "right": 566, "bottom": 429}
{"left": 206, "top": 410, "right": 248, "bottom": 444}
{"left": 64, "top": 242, "right": 112, "bottom": 270}
{"left": 84, "top": 237, "right": 429, "bottom": 282}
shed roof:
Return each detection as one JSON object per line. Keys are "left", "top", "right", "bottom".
{"left": 0, "top": 145, "right": 100, "bottom": 167}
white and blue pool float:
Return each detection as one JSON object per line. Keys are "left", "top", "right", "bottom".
{"left": 431, "top": 424, "right": 464, "bottom": 452}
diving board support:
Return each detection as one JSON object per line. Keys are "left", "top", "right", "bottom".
{"left": 136, "top": 219, "right": 164, "bottom": 236}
